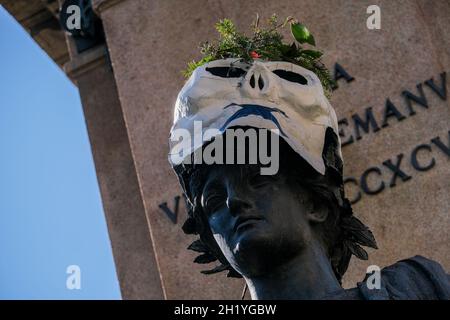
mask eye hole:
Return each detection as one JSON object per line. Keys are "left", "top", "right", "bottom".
{"left": 272, "top": 69, "right": 308, "bottom": 85}
{"left": 206, "top": 67, "right": 246, "bottom": 78}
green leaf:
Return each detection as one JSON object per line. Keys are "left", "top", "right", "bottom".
{"left": 291, "top": 22, "right": 316, "bottom": 46}
{"left": 280, "top": 42, "right": 299, "bottom": 58}
{"left": 301, "top": 49, "right": 323, "bottom": 58}
{"left": 216, "top": 19, "right": 236, "bottom": 38}
{"left": 182, "top": 55, "right": 214, "bottom": 78}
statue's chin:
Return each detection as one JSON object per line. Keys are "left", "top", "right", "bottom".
{"left": 231, "top": 228, "right": 284, "bottom": 276}
{"left": 232, "top": 222, "right": 271, "bottom": 254}
{"left": 228, "top": 225, "right": 307, "bottom": 277}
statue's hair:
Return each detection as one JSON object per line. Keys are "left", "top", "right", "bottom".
{"left": 174, "top": 128, "right": 377, "bottom": 282}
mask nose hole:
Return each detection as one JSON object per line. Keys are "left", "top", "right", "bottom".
{"left": 249, "top": 74, "right": 255, "bottom": 88}
{"left": 258, "top": 75, "right": 264, "bottom": 90}
{"left": 249, "top": 73, "right": 265, "bottom": 90}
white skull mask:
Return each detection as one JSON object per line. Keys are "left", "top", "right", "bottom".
{"left": 169, "top": 58, "right": 342, "bottom": 175}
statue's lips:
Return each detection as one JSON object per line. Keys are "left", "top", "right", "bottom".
{"left": 233, "top": 216, "right": 265, "bottom": 234}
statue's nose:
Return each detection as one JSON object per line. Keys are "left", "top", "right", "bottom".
{"left": 226, "top": 195, "right": 252, "bottom": 216}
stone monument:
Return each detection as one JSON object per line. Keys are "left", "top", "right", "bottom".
{"left": 168, "top": 18, "right": 450, "bottom": 299}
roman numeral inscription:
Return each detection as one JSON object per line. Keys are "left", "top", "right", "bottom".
{"left": 159, "top": 195, "right": 180, "bottom": 224}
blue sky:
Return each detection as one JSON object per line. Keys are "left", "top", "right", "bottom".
{"left": 0, "top": 6, "right": 121, "bottom": 299}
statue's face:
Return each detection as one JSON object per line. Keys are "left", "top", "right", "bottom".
{"left": 199, "top": 163, "right": 315, "bottom": 277}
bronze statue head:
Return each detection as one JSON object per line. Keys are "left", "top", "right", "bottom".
{"left": 175, "top": 128, "right": 377, "bottom": 285}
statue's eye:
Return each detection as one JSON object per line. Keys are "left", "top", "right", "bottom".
{"left": 202, "top": 193, "right": 226, "bottom": 214}
{"left": 272, "top": 69, "right": 308, "bottom": 85}
{"left": 206, "top": 67, "right": 246, "bottom": 78}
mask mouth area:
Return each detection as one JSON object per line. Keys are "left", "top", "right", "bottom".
{"left": 220, "top": 103, "right": 289, "bottom": 137}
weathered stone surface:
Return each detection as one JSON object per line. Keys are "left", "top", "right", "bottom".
{"left": 95, "top": 0, "right": 449, "bottom": 298}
